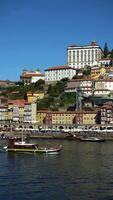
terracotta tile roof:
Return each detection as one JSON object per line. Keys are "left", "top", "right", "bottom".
{"left": 21, "top": 73, "right": 44, "bottom": 78}
{"left": 8, "top": 99, "right": 27, "bottom": 107}
{"left": 70, "top": 78, "right": 94, "bottom": 82}
{"left": 45, "top": 65, "right": 76, "bottom": 71}
{"left": 68, "top": 41, "right": 99, "bottom": 48}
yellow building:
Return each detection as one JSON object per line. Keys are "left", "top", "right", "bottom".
{"left": 37, "top": 111, "right": 47, "bottom": 124}
{"left": 37, "top": 110, "right": 97, "bottom": 125}
{"left": 27, "top": 91, "right": 44, "bottom": 103}
{"left": 52, "top": 111, "right": 76, "bottom": 125}
{"left": 91, "top": 66, "right": 106, "bottom": 79}
{"left": 8, "top": 100, "right": 27, "bottom": 122}
{"left": 83, "top": 111, "right": 96, "bottom": 124}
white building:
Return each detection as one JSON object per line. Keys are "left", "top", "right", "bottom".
{"left": 95, "top": 79, "right": 113, "bottom": 91}
{"left": 99, "top": 58, "right": 112, "bottom": 66}
{"left": 45, "top": 66, "right": 76, "bottom": 83}
{"left": 0, "top": 105, "right": 8, "bottom": 122}
{"left": 65, "top": 78, "right": 93, "bottom": 96}
{"left": 65, "top": 78, "right": 113, "bottom": 97}
{"left": 20, "top": 70, "right": 45, "bottom": 85}
{"left": 67, "top": 41, "right": 104, "bottom": 69}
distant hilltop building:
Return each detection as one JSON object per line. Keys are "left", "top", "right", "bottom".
{"left": 45, "top": 65, "right": 76, "bottom": 83}
{"left": 67, "top": 41, "right": 104, "bottom": 69}
{"left": 20, "top": 69, "right": 45, "bottom": 85}
{"left": 0, "top": 80, "right": 16, "bottom": 87}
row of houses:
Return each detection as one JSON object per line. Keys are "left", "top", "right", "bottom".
{"left": 0, "top": 98, "right": 113, "bottom": 125}
{"left": 0, "top": 99, "right": 37, "bottom": 123}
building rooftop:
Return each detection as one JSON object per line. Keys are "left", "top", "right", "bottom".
{"left": 45, "top": 65, "right": 76, "bottom": 71}
{"left": 8, "top": 99, "right": 27, "bottom": 107}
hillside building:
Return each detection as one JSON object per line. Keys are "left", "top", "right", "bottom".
{"left": 67, "top": 41, "right": 104, "bottom": 69}
{"left": 45, "top": 66, "right": 76, "bottom": 83}
{"left": 20, "top": 70, "right": 45, "bottom": 85}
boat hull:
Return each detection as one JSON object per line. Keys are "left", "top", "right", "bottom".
{"left": 4, "top": 147, "right": 62, "bottom": 154}
{"left": 75, "top": 137, "right": 106, "bottom": 142}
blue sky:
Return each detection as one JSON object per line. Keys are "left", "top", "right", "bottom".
{"left": 0, "top": 0, "right": 113, "bottom": 81}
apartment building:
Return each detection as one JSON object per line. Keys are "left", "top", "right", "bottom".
{"left": 37, "top": 110, "right": 96, "bottom": 125}
{"left": 65, "top": 78, "right": 93, "bottom": 96}
{"left": 8, "top": 99, "right": 37, "bottom": 123}
{"left": 95, "top": 79, "right": 113, "bottom": 91}
{"left": 27, "top": 91, "right": 44, "bottom": 103}
{"left": 101, "top": 102, "right": 113, "bottom": 124}
{"left": 8, "top": 100, "right": 27, "bottom": 122}
{"left": 45, "top": 66, "right": 76, "bottom": 83}
{"left": 0, "top": 105, "right": 8, "bottom": 122}
{"left": 99, "top": 58, "right": 112, "bottom": 66}
{"left": 67, "top": 41, "right": 103, "bottom": 69}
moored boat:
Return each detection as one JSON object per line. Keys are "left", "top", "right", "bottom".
{"left": 3, "top": 139, "right": 62, "bottom": 154}
{"left": 75, "top": 136, "right": 106, "bottom": 142}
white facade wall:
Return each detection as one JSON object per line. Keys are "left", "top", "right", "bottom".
{"left": 67, "top": 43, "right": 103, "bottom": 69}
{"left": 45, "top": 68, "right": 76, "bottom": 82}
{"left": 31, "top": 102, "right": 37, "bottom": 123}
{"left": 99, "top": 59, "right": 111, "bottom": 66}
{"left": 31, "top": 75, "right": 45, "bottom": 83}
{"left": 0, "top": 107, "right": 8, "bottom": 121}
{"left": 95, "top": 80, "right": 113, "bottom": 91}
{"left": 94, "top": 90, "right": 110, "bottom": 96}
{"left": 24, "top": 104, "right": 32, "bottom": 122}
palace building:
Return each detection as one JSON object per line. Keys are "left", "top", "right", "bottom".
{"left": 67, "top": 41, "right": 104, "bottom": 69}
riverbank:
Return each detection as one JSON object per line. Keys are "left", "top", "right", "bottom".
{"left": 1, "top": 130, "right": 113, "bottom": 141}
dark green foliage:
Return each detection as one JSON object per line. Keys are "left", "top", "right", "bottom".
{"left": 110, "top": 49, "right": 113, "bottom": 59}
{"left": 1, "top": 79, "right": 45, "bottom": 100}
{"left": 83, "top": 66, "right": 91, "bottom": 76}
{"left": 103, "top": 42, "right": 109, "bottom": 58}
{"left": 47, "top": 79, "right": 68, "bottom": 97}
{"left": 59, "top": 92, "right": 76, "bottom": 107}
{"left": 37, "top": 79, "right": 75, "bottom": 110}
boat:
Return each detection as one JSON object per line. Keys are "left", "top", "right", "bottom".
{"left": 3, "top": 138, "right": 62, "bottom": 154}
{"left": 75, "top": 136, "right": 106, "bottom": 142}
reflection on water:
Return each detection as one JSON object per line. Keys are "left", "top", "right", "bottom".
{"left": 0, "top": 139, "right": 113, "bottom": 200}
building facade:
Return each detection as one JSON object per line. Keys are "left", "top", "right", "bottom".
{"left": 45, "top": 66, "right": 76, "bottom": 83}
{"left": 65, "top": 78, "right": 93, "bottom": 96}
{"left": 99, "top": 58, "right": 112, "bottom": 66}
{"left": 20, "top": 70, "right": 45, "bottom": 85}
{"left": 67, "top": 41, "right": 103, "bottom": 69}
{"left": 37, "top": 110, "right": 96, "bottom": 125}
{"left": 101, "top": 102, "right": 113, "bottom": 124}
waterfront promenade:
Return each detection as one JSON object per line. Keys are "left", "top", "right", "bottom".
{"left": 1, "top": 129, "right": 113, "bottom": 141}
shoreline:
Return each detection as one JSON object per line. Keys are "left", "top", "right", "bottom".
{"left": 1, "top": 130, "right": 113, "bottom": 141}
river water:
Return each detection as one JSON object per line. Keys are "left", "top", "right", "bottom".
{"left": 0, "top": 139, "right": 113, "bottom": 200}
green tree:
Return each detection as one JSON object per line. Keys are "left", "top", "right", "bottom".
{"left": 103, "top": 42, "right": 109, "bottom": 58}
{"left": 83, "top": 66, "right": 91, "bottom": 76}
{"left": 110, "top": 49, "right": 113, "bottom": 59}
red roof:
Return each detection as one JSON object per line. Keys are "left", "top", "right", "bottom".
{"left": 70, "top": 78, "right": 94, "bottom": 82}
{"left": 45, "top": 66, "right": 76, "bottom": 71}
{"left": 21, "top": 73, "right": 44, "bottom": 78}
{"left": 68, "top": 41, "right": 99, "bottom": 48}
{"left": 8, "top": 99, "right": 27, "bottom": 107}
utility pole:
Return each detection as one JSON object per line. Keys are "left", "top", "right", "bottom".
{"left": 76, "top": 86, "right": 82, "bottom": 111}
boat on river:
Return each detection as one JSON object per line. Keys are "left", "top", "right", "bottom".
{"left": 75, "top": 136, "right": 106, "bottom": 142}
{"left": 3, "top": 139, "right": 62, "bottom": 154}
